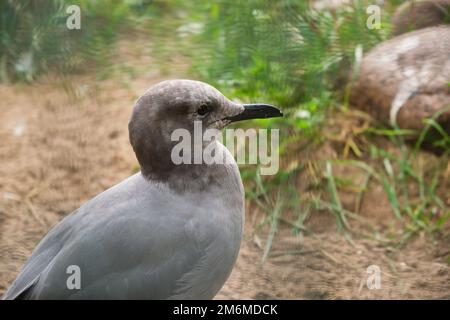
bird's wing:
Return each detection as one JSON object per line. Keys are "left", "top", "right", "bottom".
{"left": 3, "top": 173, "right": 226, "bottom": 299}
{"left": 2, "top": 210, "right": 77, "bottom": 299}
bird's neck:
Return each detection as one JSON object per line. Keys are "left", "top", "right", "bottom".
{"left": 140, "top": 141, "right": 241, "bottom": 193}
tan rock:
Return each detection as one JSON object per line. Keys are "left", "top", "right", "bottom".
{"left": 350, "top": 26, "right": 450, "bottom": 132}
{"left": 393, "top": 0, "right": 450, "bottom": 35}
{"left": 312, "top": 0, "right": 352, "bottom": 11}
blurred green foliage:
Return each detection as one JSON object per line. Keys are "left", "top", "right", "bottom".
{"left": 190, "top": 1, "right": 390, "bottom": 108}
{"left": 0, "top": 0, "right": 137, "bottom": 82}
{"left": 1, "top": 0, "right": 66, "bottom": 81}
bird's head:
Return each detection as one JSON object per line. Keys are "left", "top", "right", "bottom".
{"left": 128, "top": 79, "right": 282, "bottom": 182}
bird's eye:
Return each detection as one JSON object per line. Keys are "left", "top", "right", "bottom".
{"left": 197, "top": 104, "right": 210, "bottom": 116}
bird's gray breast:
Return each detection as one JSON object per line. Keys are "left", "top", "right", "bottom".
{"left": 168, "top": 180, "right": 245, "bottom": 299}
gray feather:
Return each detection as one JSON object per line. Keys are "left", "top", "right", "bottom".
{"left": 3, "top": 160, "right": 244, "bottom": 299}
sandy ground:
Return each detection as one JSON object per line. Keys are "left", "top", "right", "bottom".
{"left": 0, "top": 57, "right": 450, "bottom": 299}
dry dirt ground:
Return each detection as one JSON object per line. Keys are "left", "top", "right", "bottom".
{"left": 1, "top": 61, "right": 450, "bottom": 299}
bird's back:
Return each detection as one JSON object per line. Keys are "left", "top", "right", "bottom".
{"left": 3, "top": 161, "right": 244, "bottom": 299}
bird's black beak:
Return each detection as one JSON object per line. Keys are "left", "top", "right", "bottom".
{"left": 225, "top": 104, "right": 283, "bottom": 123}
